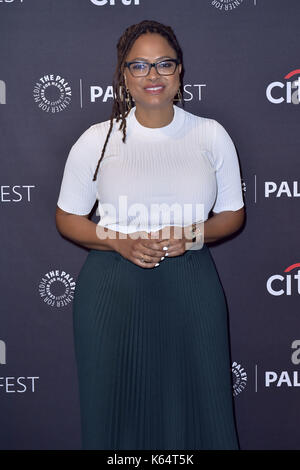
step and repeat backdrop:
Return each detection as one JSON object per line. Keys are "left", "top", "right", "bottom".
{"left": 1, "top": 0, "right": 299, "bottom": 450}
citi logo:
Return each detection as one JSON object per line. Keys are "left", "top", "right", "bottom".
{"left": 90, "top": 0, "right": 140, "bottom": 5}
{"left": 0, "top": 80, "right": 6, "bottom": 104}
{"left": 0, "top": 340, "right": 6, "bottom": 365}
{"left": 267, "top": 264, "right": 300, "bottom": 296}
{"left": 266, "top": 69, "right": 300, "bottom": 104}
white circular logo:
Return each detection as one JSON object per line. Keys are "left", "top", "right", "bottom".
{"left": 38, "top": 270, "right": 76, "bottom": 308}
{"left": 33, "top": 74, "right": 72, "bottom": 113}
{"left": 232, "top": 361, "right": 247, "bottom": 396}
{"left": 211, "top": 0, "right": 244, "bottom": 12}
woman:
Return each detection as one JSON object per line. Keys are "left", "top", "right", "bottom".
{"left": 56, "top": 20, "right": 245, "bottom": 450}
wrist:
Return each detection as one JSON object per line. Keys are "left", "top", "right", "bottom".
{"left": 186, "top": 222, "right": 204, "bottom": 244}
{"left": 95, "top": 225, "right": 121, "bottom": 252}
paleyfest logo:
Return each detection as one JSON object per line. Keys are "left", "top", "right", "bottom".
{"left": 33, "top": 74, "right": 72, "bottom": 113}
{"left": 0, "top": 340, "right": 40, "bottom": 393}
{"left": 0, "top": 340, "right": 6, "bottom": 365}
{"left": 211, "top": 0, "right": 244, "bottom": 11}
{"left": 0, "top": 80, "right": 6, "bottom": 104}
{"left": 266, "top": 69, "right": 300, "bottom": 105}
{"left": 262, "top": 340, "right": 300, "bottom": 389}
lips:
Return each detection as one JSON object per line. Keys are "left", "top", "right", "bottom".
{"left": 144, "top": 85, "right": 165, "bottom": 94}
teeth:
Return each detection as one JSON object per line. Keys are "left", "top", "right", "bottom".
{"left": 145, "top": 86, "right": 163, "bottom": 91}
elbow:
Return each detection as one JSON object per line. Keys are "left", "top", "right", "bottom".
{"left": 55, "top": 214, "right": 65, "bottom": 237}
{"left": 55, "top": 206, "right": 70, "bottom": 237}
{"left": 215, "top": 206, "right": 245, "bottom": 235}
{"left": 232, "top": 206, "right": 245, "bottom": 233}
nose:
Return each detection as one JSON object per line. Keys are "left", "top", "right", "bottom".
{"left": 148, "top": 63, "right": 160, "bottom": 80}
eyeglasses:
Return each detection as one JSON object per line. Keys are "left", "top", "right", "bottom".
{"left": 124, "top": 58, "right": 180, "bottom": 77}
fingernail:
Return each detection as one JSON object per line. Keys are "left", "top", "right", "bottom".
{"left": 155, "top": 263, "right": 160, "bottom": 267}
{"left": 163, "top": 246, "right": 168, "bottom": 251}
{"left": 160, "top": 256, "right": 165, "bottom": 261}
{"left": 165, "top": 252, "right": 169, "bottom": 256}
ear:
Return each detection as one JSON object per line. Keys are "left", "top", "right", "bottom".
{"left": 178, "top": 64, "right": 182, "bottom": 75}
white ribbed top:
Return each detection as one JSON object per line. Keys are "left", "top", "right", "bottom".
{"left": 57, "top": 105, "right": 244, "bottom": 233}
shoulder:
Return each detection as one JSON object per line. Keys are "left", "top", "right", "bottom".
{"left": 183, "top": 109, "right": 235, "bottom": 146}
{"left": 64, "top": 119, "right": 110, "bottom": 170}
{"left": 90, "top": 115, "right": 126, "bottom": 142}
{"left": 72, "top": 115, "right": 122, "bottom": 150}
{"left": 178, "top": 107, "right": 220, "bottom": 147}
{"left": 179, "top": 106, "right": 216, "bottom": 134}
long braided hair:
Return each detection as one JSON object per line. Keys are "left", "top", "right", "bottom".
{"left": 92, "top": 20, "right": 184, "bottom": 181}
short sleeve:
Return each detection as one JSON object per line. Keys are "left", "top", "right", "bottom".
{"left": 211, "top": 120, "right": 244, "bottom": 214}
{"left": 57, "top": 125, "right": 99, "bottom": 215}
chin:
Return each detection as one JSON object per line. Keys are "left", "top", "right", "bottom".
{"left": 137, "top": 97, "right": 173, "bottom": 108}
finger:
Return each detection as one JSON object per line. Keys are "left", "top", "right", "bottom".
{"left": 140, "top": 241, "right": 169, "bottom": 255}
{"left": 135, "top": 257, "right": 160, "bottom": 269}
{"left": 137, "top": 246, "right": 166, "bottom": 259}
{"left": 134, "top": 250, "right": 166, "bottom": 263}
{"left": 145, "top": 238, "right": 169, "bottom": 249}
{"left": 149, "top": 231, "right": 170, "bottom": 242}
{"left": 164, "top": 245, "right": 186, "bottom": 258}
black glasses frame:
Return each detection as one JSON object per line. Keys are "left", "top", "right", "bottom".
{"left": 124, "top": 58, "right": 180, "bottom": 77}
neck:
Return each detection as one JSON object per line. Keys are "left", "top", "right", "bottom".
{"left": 134, "top": 104, "right": 174, "bottom": 128}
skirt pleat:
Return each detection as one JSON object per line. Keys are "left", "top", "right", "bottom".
{"left": 73, "top": 244, "right": 240, "bottom": 450}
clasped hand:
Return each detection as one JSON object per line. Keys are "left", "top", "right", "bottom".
{"left": 115, "top": 224, "right": 196, "bottom": 269}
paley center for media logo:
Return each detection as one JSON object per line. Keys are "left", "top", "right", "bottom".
{"left": 232, "top": 361, "right": 247, "bottom": 396}
{"left": 211, "top": 0, "right": 244, "bottom": 12}
{"left": 267, "top": 263, "right": 300, "bottom": 296}
{"left": 0, "top": 340, "right": 40, "bottom": 393}
{"left": 33, "top": 74, "right": 72, "bottom": 113}
{"left": 266, "top": 69, "right": 300, "bottom": 105}
{"left": 38, "top": 269, "right": 76, "bottom": 307}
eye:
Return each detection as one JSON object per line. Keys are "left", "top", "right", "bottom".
{"left": 131, "top": 62, "right": 147, "bottom": 71}
{"left": 159, "top": 60, "right": 173, "bottom": 68}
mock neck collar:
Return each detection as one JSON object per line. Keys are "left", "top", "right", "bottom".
{"left": 125, "top": 104, "right": 185, "bottom": 140}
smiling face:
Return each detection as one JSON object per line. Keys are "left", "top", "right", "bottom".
{"left": 123, "top": 32, "right": 182, "bottom": 111}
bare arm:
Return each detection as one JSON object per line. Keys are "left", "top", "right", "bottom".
{"left": 202, "top": 207, "right": 245, "bottom": 244}
{"left": 55, "top": 206, "right": 119, "bottom": 251}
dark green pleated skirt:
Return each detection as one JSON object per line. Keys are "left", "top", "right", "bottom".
{"left": 73, "top": 244, "right": 240, "bottom": 450}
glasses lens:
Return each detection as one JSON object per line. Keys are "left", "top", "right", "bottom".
{"left": 157, "top": 60, "right": 177, "bottom": 75}
{"left": 129, "top": 62, "right": 149, "bottom": 76}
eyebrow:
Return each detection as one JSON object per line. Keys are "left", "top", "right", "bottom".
{"left": 129, "top": 56, "right": 175, "bottom": 62}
